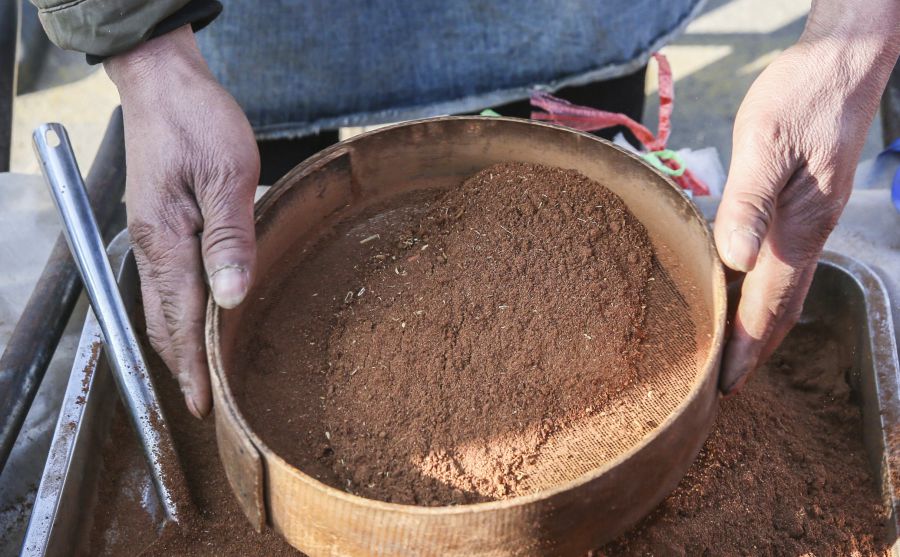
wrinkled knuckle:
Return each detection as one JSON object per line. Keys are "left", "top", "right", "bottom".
{"left": 128, "top": 209, "right": 201, "bottom": 274}
{"left": 781, "top": 193, "right": 842, "bottom": 258}
{"left": 204, "top": 223, "right": 254, "bottom": 256}
{"left": 813, "top": 197, "right": 843, "bottom": 231}
{"left": 203, "top": 190, "right": 253, "bottom": 227}
{"left": 733, "top": 191, "right": 776, "bottom": 233}
{"left": 203, "top": 153, "right": 257, "bottom": 192}
{"left": 217, "top": 156, "right": 249, "bottom": 183}
{"left": 799, "top": 223, "right": 835, "bottom": 259}
{"left": 128, "top": 218, "right": 160, "bottom": 253}
{"left": 128, "top": 193, "right": 200, "bottom": 245}
{"left": 129, "top": 225, "right": 176, "bottom": 273}
{"left": 158, "top": 291, "right": 184, "bottom": 321}
{"left": 146, "top": 322, "right": 171, "bottom": 357}
{"left": 160, "top": 295, "right": 204, "bottom": 332}
{"left": 129, "top": 221, "right": 192, "bottom": 272}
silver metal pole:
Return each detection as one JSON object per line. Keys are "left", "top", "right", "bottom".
{"left": 32, "top": 123, "right": 186, "bottom": 524}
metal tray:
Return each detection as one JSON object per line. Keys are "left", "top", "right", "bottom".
{"left": 19, "top": 233, "right": 900, "bottom": 556}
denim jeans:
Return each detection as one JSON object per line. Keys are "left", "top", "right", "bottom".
{"left": 197, "top": 0, "right": 704, "bottom": 139}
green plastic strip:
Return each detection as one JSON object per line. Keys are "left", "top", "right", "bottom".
{"left": 641, "top": 149, "right": 686, "bottom": 178}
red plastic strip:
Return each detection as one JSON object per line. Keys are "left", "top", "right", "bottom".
{"left": 530, "top": 52, "right": 712, "bottom": 196}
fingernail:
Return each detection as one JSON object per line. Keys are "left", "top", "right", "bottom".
{"left": 720, "top": 341, "right": 757, "bottom": 395}
{"left": 722, "top": 372, "right": 750, "bottom": 398}
{"left": 185, "top": 393, "right": 203, "bottom": 420}
{"left": 725, "top": 228, "right": 761, "bottom": 272}
{"left": 210, "top": 266, "right": 249, "bottom": 309}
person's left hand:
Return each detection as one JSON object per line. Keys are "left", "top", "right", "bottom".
{"left": 714, "top": 15, "right": 899, "bottom": 394}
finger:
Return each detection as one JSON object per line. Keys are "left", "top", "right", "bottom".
{"left": 157, "top": 234, "right": 211, "bottom": 417}
{"left": 130, "top": 208, "right": 212, "bottom": 418}
{"left": 757, "top": 262, "right": 817, "bottom": 365}
{"left": 723, "top": 274, "right": 744, "bottom": 340}
{"left": 133, "top": 242, "right": 176, "bottom": 367}
{"left": 719, "top": 153, "right": 845, "bottom": 396}
{"left": 719, "top": 244, "right": 816, "bottom": 395}
{"left": 197, "top": 160, "right": 259, "bottom": 309}
{"left": 713, "top": 126, "right": 794, "bottom": 273}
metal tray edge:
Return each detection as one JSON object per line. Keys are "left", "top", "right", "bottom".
{"left": 20, "top": 231, "right": 132, "bottom": 557}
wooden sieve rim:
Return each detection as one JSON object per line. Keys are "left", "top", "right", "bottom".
{"left": 206, "top": 116, "right": 727, "bottom": 519}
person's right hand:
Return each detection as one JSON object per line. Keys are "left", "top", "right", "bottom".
{"left": 105, "top": 25, "right": 260, "bottom": 418}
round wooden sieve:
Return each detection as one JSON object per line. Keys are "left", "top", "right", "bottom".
{"left": 206, "top": 117, "right": 727, "bottom": 556}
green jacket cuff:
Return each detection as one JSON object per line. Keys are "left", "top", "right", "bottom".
{"left": 33, "top": 0, "right": 192, "bottom": 58}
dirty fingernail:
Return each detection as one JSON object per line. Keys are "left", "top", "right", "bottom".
{"left": 720, "top": 341, "right": 757, "bottom": 395}
{"left": 185, "top": 393, "right": 203, "bottom": 420}
{"left": 722, "top": 371, "right": 750, "bottom": 398}
{"left": 210, "top": 266, "right": 248, "bottom": 309}
{"left": 725, "top": 228, "right": 761, "bottom": 273}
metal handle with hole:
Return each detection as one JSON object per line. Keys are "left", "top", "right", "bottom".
{"left": 32, "top": 123, "right": 186, "bottom": 524}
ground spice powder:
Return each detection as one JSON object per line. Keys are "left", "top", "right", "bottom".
{"left": 598, "top": 323, "right": 889, "bottom": 556}
{"left": 237, "top": 162, "right": 654, "bottom": 505}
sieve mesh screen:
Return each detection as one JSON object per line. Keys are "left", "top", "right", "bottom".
{"left": 510, "top": 261, "right": 701, "bottom": 491}
{"left": 232, "top": 190, "right": 705, "bottom": 502}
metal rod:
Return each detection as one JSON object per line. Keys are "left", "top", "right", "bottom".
{"left": 32, "top": 123, "right": 186, "bottom": 523}
{"left": 0, "top": 108, "right": 125, "bottom": 473}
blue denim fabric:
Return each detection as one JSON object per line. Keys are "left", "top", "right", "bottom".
{"left": 197, "top": 0, "right": 704, "bottom": 139}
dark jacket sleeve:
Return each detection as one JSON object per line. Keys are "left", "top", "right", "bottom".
{"left": 30, "top": 0, "right": 221, "bottom": 61}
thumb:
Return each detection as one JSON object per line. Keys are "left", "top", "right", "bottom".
{"left": 199, "top": 172, "right": 258, "bottom": 309}
{"left": 713, "top": 135, "right": 793, "bottom": 273}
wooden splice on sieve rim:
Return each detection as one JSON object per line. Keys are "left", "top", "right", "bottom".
{"left": 206, "top": 117, "right": 727, "bottom": 556}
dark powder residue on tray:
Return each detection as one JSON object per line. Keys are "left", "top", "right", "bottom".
{"left": 598, "top": 323, "right": 890, "bottom": 556}
{"left": 236, "top": 162, "right": 655, "bottom": 505}
{"left": 87, "top": 335, "right": 296, "bottom": 556}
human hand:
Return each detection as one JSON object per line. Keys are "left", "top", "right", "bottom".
{"left": 714, "top": 4, "right": 900, "bottom": 394}
{"left": 105, "top": 25, "right": 260, "bottom": 417}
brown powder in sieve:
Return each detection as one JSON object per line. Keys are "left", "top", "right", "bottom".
{"left": 236, "top": 162, "right": 655, "bottom": 505}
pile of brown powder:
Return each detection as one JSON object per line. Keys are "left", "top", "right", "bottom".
{"left": 598, "top": 323, "right": 889, "bottom": 556}
{"left": 237, "top": 162, "right": 655, "bottom": 505}
{"left": 89, "top": 332, "right": 296, "bottom": 557}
